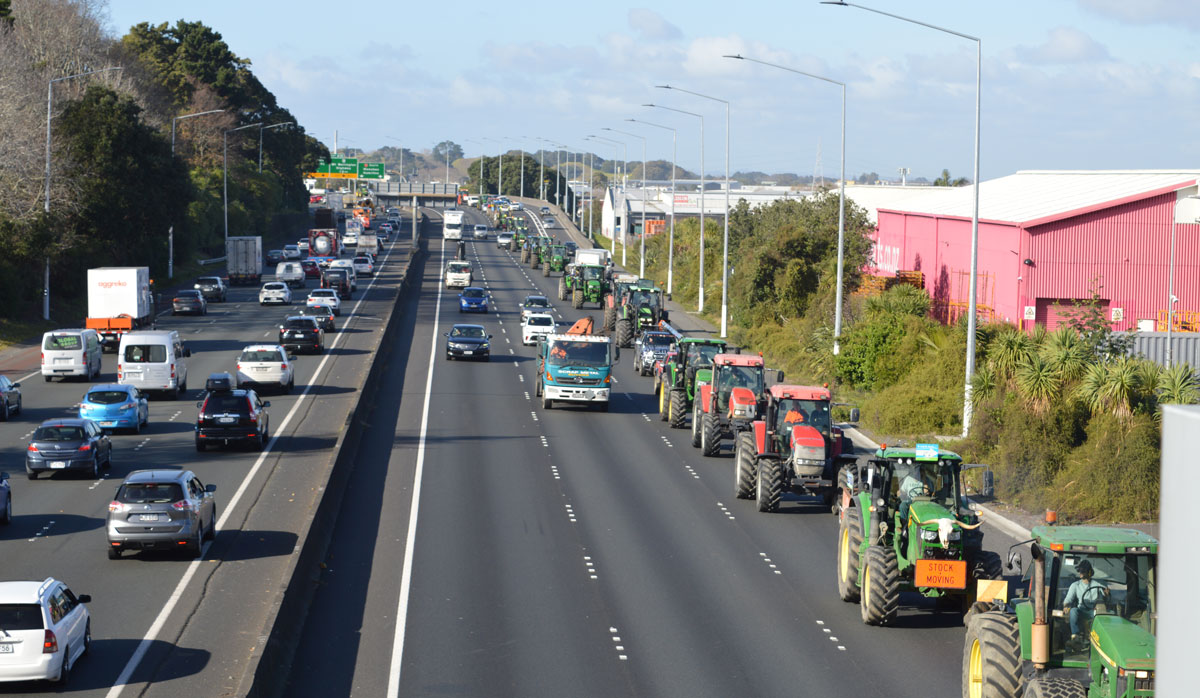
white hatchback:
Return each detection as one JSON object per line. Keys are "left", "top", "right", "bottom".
{"left": 522, "top": 313, "right": 556, "bottom": 345}
{"left": 307, "top": 289, "right": 342, "bottom": 316}
{"left": 259, "top": 282, "right": 292, "bottom": 305}
{"left": 353, "top": 256, "right": 374, "bottom": 276}
{"left": 236, "top": 344, "right": 295, "bottom": 393}
{"left": 0, "top": 578, "right": 91, "bottom": 685}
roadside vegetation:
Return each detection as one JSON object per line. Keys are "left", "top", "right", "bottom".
{"left": 601, "top": 189, "right": 1195, "bottom": 523}
{"left": 0, "top": 0, "right": 326, "bottom": 329}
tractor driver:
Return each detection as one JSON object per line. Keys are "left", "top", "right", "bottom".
{"left": 1063, "top": 559, "right": 1109, "bottom": 641}
{"left": 897, "top": 464, "right": 935, "bottom": 532}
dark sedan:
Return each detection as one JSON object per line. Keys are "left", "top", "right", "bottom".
{"left": 266, "top": 249, "right": 286, "bottom": 265}
{"left": 444, "top": 324, "right": 492, "bottom": 361}
{"left": 300, "top": 305, "right": 336, "bottom": 332}
{"left": 26, "top": 418, "right": 113, "bottom": 479}
{"left": 172, "top": 290, "right": 208, "bottom": 316}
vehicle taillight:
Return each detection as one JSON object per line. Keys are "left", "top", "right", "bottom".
{"left": 171, "top": 500, "right": 195, "bottom": 512}
{"left": 43, "top": 629, "right": 58, "bottom": 653}
{"left": 280, "top": 363, "right": 287, "bottom": 370}
{"left": 40, "top": 352, "right": 44, "bottom": 365}
{"left": 78, "top": 443, "right": 92, "bottom": 451}
{"left": 170, "top": 363, "right": 176, "bottom": 379}
{"left": 109, "top": 501, "right": 129, "bottom": 513}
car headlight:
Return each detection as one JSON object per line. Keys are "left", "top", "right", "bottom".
{"left": 921, "top": 529, "right": 939, "bottom": 542}
{"left": 480, "top": 343, "right": 489, "bottom": 349}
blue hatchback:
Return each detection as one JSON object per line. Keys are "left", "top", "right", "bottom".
{"left": 78, "top": 384, "right": 149, "bottom": 434}
{"left": 458, "top": 286, "right": 489, "bottom": 313}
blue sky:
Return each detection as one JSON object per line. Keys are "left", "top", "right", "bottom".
{"left": 105, "top": 1, "right": 1200, "bottom": 181}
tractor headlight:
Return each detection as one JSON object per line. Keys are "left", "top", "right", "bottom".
{"left": 732, "top": 404, "right": 753, "bottom": 418}
{"left": 948, "top": 530, "right": 962, "bottom": 541}
{"left": 921, "top": 529, "right": 939, "bottom": 542}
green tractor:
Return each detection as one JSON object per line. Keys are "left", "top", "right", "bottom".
{"left": 529, "top": 236, "right": 551, "bottom": 269}
{"left": 655, "top": 335, "right": 726, "bottom": 428}
{"left": 837, "top": 446, "right": 1003, "bottom": 626}
{"left": 604, "top": 273, "right": 642, "bottom": 331}
{"left": 963, "top": 526, "right": 1157, "bottom": 698}
{"left": 512, "top": 227, "right": 529, "bottom": 256}
{"left": 614, "top": 283, "right": 668, "bottom": 348}
{"left": 560, "top": 264, "right": 610, "bottom": 309}
{"left": 544, "top": 244, "right": 567, "bottom": 277}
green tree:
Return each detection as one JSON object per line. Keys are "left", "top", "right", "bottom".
{"left": 933, "top": 168, "right": 970, "bottom": 186}
{"left": 432, "top": 140, "right": 463, "bottom": 163}
{"left": 0, "top": 0, "right": 13, "bottom": 26}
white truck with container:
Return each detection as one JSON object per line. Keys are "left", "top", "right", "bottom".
{"left": 443, "top": 209, "right": 465, "bottom": 240}
{"left": 226, "top": 236, "right": 264, "bottom": 285}
{"left": 357, "top": 230, "right": 380, "bottom": 254}
{"left": 85, "top": 267, "right": 155, "bottom": 351}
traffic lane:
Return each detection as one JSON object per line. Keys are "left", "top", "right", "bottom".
{"left": 0, "top": 238, "right": 410, "bottom": 695}
{"left": 392, "top": 234, "right": 633, "bottom": 698}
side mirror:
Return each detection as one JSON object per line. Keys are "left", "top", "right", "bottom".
{"left": 666, "top": 293, "right": 672, "bottom": 301}
{"left": 11, "top": 382, "right": 19, "bottom": 388}
{"left": 288, "top": 355, "right": 296, "bottom": 362}
{"left": 849, "top": 407, "right": 860, "bottom": 423}
{"left": 77, "top": 594, "right": 92, "bottom": 604}
{"left": 205, "top": 483, "right": 217, "bottom": 494}
{"left": 1007, "top": 551, "right": 1023, "bottom": 573}
{"left": 776, "top": 370, "right": 785, "bottom": 383}
{"left": 443, "top": 332, "right": 449, "bottom": 337}
{"left": 263, "top": 401, "right": 271, "bottom": 408}
{"left": 488, "top": 334, "right": 494, "bottom": 339}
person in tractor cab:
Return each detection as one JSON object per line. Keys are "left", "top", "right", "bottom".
{"left": 1063, "top": 559, "right": 1109, "bottom": 641}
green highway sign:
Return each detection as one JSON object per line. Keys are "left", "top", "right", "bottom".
{"left": 316, "top": 157, "right": 359, "bottom": 175}
{"left": 358, "top": 163, "right": 385, "bottom": 179}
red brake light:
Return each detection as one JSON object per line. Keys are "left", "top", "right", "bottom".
{"left": 171, "top": 500, "right": 195, "bottom": 512}
{"left": 41, "top": 352, "right": 45, "bottom": 364}
{"left": 109, "top": 500, "right": 129, "bottom": 513}
{"left": 43, "top": 629, "right": 58, "bottom": 653}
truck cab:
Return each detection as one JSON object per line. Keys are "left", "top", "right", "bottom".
{"left": 536, "top": 333, "right": 617, "bottom": 411}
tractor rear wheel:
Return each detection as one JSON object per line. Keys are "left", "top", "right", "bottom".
{"left": 543, "top": 261, "right": 550, "bottom": 276}
{"left": 837, "top": 506, "right": 863, "bottom": 602}
{"left": 658, "top": 382, "right": 669, "bottom": 421}
{"left": 1021, "top": 678, "right": 1086, "bottom": 698}
{"left": 690, "top": 404, "right": 703, "bottom": 447}
{"left": 604, "top": 304, "right": 617, "bottom": 331}
{"left": 962, "top": 611, "right": 1022, "bottom": 698}
{"left": 572, "top": 289, "right": 583, "bottom": 309}
{"left": 509, "top": 239, "right": 517, "bottom": 252}
{"left": 669, "top": 390, "right": 687, "bottom": 429}
{"left": 860, "top": 547, "right": 900, "bottom": 626}
{"left": 734, "top": 432, "right": 756, "bottom": 500}
{"left": 615, "top": 319, "right": 632, "bottom": 348}
{"left": 755, "top": 457, "right": 782, "bottom": 512}
{"left": 521, "top": 248, "right": 529, "bottom": 263}
{"left": 701, "top": 413, "right": 720, "bottom": 457}
{"left": 558, "top": 277, "right": 567, "bottom": 300}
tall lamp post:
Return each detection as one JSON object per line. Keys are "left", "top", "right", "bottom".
{"left": 725, "top": 54, "right": 847, "bottom": 355}
{"left": 259, "top": 121, "right": 295, "bottom": 173}
{"left": 43, "top": 65, "right": 123, "bottom": 320}
{"left": 628, "top": 119, "right": 677, "bottom": 294}
{"left": 657, "top": 85, "right": 731, "bottom": 338}
{"left": 645, "top": 103, "right": 706, "bottom": 312}
{"left": 224, "top": 122, "right": 263, "bottom": 241}
{"left": 385, "top": 136, "right": 406, "bottom": 183}
{"left": 588, "top": 135, "right": 625, "bottom": 261}
{"left": 823, "top": 0, "right": 981, "bottom": 435}
{"left": 604, "top": 128, "right": 647, "bottom": 277}
{"left": 171, "top": 109, "right": 224, "bottom": 156}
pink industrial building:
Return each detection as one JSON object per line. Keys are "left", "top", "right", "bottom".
{"left": 867, "top": 170, "right": 1200, "bottom": 332}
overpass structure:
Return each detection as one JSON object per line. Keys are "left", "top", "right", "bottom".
{"left": 372, "top": 180, "right": 460, "bottom": 208}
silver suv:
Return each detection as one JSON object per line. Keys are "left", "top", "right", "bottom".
{"left": 106, "top": 469, "right": 216, "bottom": 559}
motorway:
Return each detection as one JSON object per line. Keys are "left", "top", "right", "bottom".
{"left": 0, "top": 208, "right": 414, "bottom": 696}
{"left": 284, "top": 206, "right": 1026, "bottom": 697}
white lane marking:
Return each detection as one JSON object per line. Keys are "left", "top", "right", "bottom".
{"left": 16, "top": 370, "right": 40, "bottom": 384}
{"left": 386, "top": 236, "right": 444, "bottom": 697}
{"left": 106, "top": 237, "right": 403, "bottom": 698}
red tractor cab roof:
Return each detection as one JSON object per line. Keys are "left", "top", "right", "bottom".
{"left": 713, "top": 353, "right": 764, "bottom": 368}
{"left": 769, "top": 384, "right": 830, "bottom": 401}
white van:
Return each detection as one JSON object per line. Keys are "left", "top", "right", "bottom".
{"left": 117, "top": 331, "right": 191, "bottom": 399}
{"left": 275, "top": 261, "right": 305, "bottom": 288}
{"left": 41, "top": 329, "right": 103, "bottom": 382}
{"left": 327, "top": 259, "right": 359, "bottom": 291}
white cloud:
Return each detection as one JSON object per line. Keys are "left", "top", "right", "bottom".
{"left": 1016, "top": 27, "right": 1110, "bottom": 64}
{"left": 628, "top": 8, "right": 682, "bottom": 41}
{"left": 1078, "top": 0, "right": 1200, "bottom": 32}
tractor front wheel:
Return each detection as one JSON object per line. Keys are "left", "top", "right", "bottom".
{"left": 860, "top": 547, "right": 900, "bottom": 626}
{"left": 1021, "top": 678, "right": 1086, "bottom": 698}
{"left": 962, "top": 611, "right": 1022, "bottom": 698}
{"left": 543, "top": 261, "right": 550, "bottom": 277}
{"left": 558, "top": 277, "right": 567, "bottom": 301}
{"left": 700, "top": 413, "right": 720, "bottom": 457}
{"left": 837, "top": 506, "right": 863, "bottom": 602}
{"left": 604, "top": 304, "right": 617, "bottom": 331}
{"left": 615, "top": 319, "right": 632, "bottom": 348}
{"left": 658, "top": 382, "right": 669, "bottom": 421}
{"left": 755, "top": 457, "right": 782, "bottom": 512}
{"left": 734, "top": 432, "right": 756, "bottom": 500}
{"left": 572, "top": 289, "right": 583, "bottom": 309}
{"left": 690, "top": 404, "right": 703, "bottom": 447}
{"left": 969, "top": 550, "right": 1004, "bottom": 583}
{"left": 669, "top": 390, "right": 687, "bottom": 429}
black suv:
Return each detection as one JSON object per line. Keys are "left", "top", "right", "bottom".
{"left": 194, "top": 276, "right": 227, "bottom": 302}
{"left": 1, "top": 471, "right": 11, "bottom": 524}
{"left": 195, "top": 386, "right": 270, "bottom": 451}
{"left": 279, "top": 316, "right": 325, "bottom": 354}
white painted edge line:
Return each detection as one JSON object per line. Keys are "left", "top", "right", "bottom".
{"left": 105, "top": 237, "right": 403, "bottom": 698}
{"left": 387, "top": 237, "right": 444, "bottom": 696}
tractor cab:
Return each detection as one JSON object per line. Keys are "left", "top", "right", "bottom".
{"left": 864, "top": 447, "right": 974, "bottom": 547}
{"left": 710, "top": 354, "right": 767, "bottom": 418}
{"left": 696, "top": 353, "right": 778, "bottom": 458}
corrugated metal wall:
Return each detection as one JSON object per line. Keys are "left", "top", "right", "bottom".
{"left": 1126, "top": 332, "right": 1200, "bottom": 369}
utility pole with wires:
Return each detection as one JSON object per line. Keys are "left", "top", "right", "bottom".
{"left": 898, "top": 167, "right": 910, "bottom": 186}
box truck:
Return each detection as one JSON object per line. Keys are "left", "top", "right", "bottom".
{"left": 85, "top": 267, "right": 154, "bottom": 350}
{"left": 226, "top": 236, "right": 264, "bottom": 285}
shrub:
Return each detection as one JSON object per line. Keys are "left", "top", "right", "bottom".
{"left": 1047, "top": 412, "right": 1160, "bottom": 521}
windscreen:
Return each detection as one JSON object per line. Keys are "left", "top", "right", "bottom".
{"left": 241, "top": 350, "right": 283, "bottom": 362}
{"left": 0, "top": 604, "right": 44, "bottom": 631}
{"left": 86, "top": 390, "right": 130, "bottom": 405}
{"left": 286, "top": 319, "right": 316, "bottom": 330}
{"left": 44, "top": 334, "right": 82, "bottom": 351}
{"left": 198, "top": 277, "right": 220, "bottom": 285}
{"left": 718, "top": 365, "right": 764, "bottom": 396}
{"left": 547, "top": 340, "right": 609, "bottom": 366}
{"left": 118, "top": 482, "right": 184, "bottom": 504}
{"left": 450, "top": 326, "right": 485, "bottom": 339}
{"left": 462, "top": 288, "right": 486, "bottom": 298}
{"left": 643, "top": 334, "right": 673, "bottom": 347}
{"left": 33, "top": 426, "right": 85, "bottom": 441}
{"left": 777, "top": 398, "right": 832, "bottom": 434}
{"left": 688, "top": 343, "right": 723, "bottom": 366}
{"left": 582, "top": 267, "right": 603, "bottom": 280}
{"left": 525, "top": 297, "right": 550, "bottom": 308}
{"left": 448, "top": 262, "right": 470, "bottom": 273}
{"left": 176, "top": 291, "right": 201, "bottom": 299}
{"left": 204, "top": 395, "right": 250, "bottom": 413}
{"left": 527, "top": 316, "right": 554, "bottom": 327}
{"left": 123, "top": 344, "right": 167, "bottom": 363}
{"left": 263, "top": 283, "right": 285, "bottom": 290}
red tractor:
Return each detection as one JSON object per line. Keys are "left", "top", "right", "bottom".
{"left": 740, "top": 384, "right": 860, "bottom": 513}
{"left": 692, "top": 353, "right": 781, "bottom": 457}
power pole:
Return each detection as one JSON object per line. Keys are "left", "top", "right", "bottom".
{"left": 897, "top": 167, "right": 910, "bottom": 186}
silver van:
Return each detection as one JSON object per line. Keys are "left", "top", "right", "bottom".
{"left": 40, "top": 329, "right": 102, "bottom": 382}
{"left": 275, "top": 262, "right": 305, "bottom": 288}
{"left": 117, "top": 331, "right": 191, "bottom": 399}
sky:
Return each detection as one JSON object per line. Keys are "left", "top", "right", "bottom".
{"left": 104, "top": 0, "right": 1200, "bottom": 182}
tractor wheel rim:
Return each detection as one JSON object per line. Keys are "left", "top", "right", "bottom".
{"left": 968, "top": 638, "right": 983, "bottom": 698}
{"left": 839, "top": 528, "right": 849, "bottom": 582}
{"left": 863, "top": 564, "right": 871, "bottom": 602}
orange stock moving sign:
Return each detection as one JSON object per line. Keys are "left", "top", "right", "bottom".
{"left": 914, "top": 559, "right": 967, "bottom": 589}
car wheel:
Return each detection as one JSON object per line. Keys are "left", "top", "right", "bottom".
{"left": 88, "top": 456, "right": 99, "bottom": 479}
{"left": 57, "top": 646, "right": 71, "bottom": 685}
{"left": 82, "top": 621, "right": 91, "bottom": 656}
{"left": 187, "top": 523, "right": 203, "bottom": 558}
{"left": 195, "top": 439, "right": 206, "bottom": 452}
{"left": 13, "top": 396, "right": 20, "bottom": 416}
{"left": 108, "top": 546, "right": 121, "bottom": 560}
{"left": 44, "top": 375, "right": 52, "bottom": 383}
{"left": 0, "top": 399, "right": 7, "bottom": 421}
{"left": 1, "top": 493, "right": 11, "bottom": 524}
{"left": 27, "top": 470, "right": 37, "bottom": 480}
{"left": 132, "top": 416, "right": 141, "bottom": 435}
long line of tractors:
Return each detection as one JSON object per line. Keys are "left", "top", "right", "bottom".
{"left": 493, "top": 205, "right": 1157, "bottom": 698}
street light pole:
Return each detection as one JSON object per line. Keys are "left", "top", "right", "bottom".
{"left": 628, "top": 119, "right": 676, "bottom": 294}
{"left": 171, "top": 108, "right": 224, "bottom": 156}
{"left": 824, "top": 0, "right": 981, "bottom": 434}
{"left": 645, "top": 103, "right": 705, "bottom": 311}
{"left": 604, "top": 128, "right": 648, "bottom": 277}
{"left": 224, "top": 122, "right": 263, "bottom": 242}
{"left": 657, "top": 85, "right": 731, "bottom": 337}
{"left": 43, "top": 65, "right": 123, "bottom": 320}
{"left": 725, "top": 54, "right": 847, "bottom": 354}
{"left": 589, "top": 135, "right": 624, "bottom": 261}
{"left": 259, "top": 121, "right": 295, "bottom": 173}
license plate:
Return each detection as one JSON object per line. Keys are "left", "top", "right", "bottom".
{"left": 914, "top": 559, "right": 967, "bottom": 589}
{"left": 55, "top": 358, "right": 69, "bottom": 364}
{"left": 0, "top": 643, "right": 12, "bottom": 653}
{"left": 101, "top": 421, "right": 116, "bottom": 427}
{"left": 254, "top": 367, "right": 268, "bottom": 372}
{"left": 218, "top": 417, "right": 236, "bottom": 424}
{"left": 125, "top": 371, "right": 141, "bottom": 377}
{"left": 138, "top": 514, "right": 162, "bottom": 522}
{"left": 50, "top": 461, "right": 67, "bottom": 469}
{"left": 463, "top": 350, "right": 473, "bottom": 355}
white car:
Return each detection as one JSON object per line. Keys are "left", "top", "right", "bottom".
{"left": 522, "top": 313, "right": 556, "bottom": 345}
{"left": 473, "top": 224, "right": 489, "bottom": 240}
{"left": 236, "top": 344, "right": 295, "bottom": 393}
{"left": 307, "top": 289, "right": 342, "bottom": 316}
{"left": 282, "top": 245, "right": 302, "bottom": 260}
{"left": 0, "top": 578, "right": 91, "bottom": 684}
{"left": 520, "top": 294, "right": 553, "bottom": 322}
{"left": 259, "top": 282, "right": 292, "bottom": 305}
{"left": 297, "top": 239, "right": 310, "bottom": 254}
{"left": 353, "top": 256, "right": 375, "bottom": 277}
{"left": 343, "top": 230, "right": 359, "bottom": 247}
{"left": 444, "top": 261, "right": 472, "bottom": 288}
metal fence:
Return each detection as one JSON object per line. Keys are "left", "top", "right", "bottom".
{"left": 1125, "top": 332, "right": 1200, "bottom": 368}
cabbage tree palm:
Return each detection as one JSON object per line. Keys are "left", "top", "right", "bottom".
{"left": 1016, "top": 354, "right": 1061, "bottom": 413}
{"left": 1156, "top": 363, "right": 1200, "bottom": 406}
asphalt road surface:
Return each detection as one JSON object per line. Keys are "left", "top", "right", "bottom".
{"left": 0, "top": 215, "right": 412, "bottom": 696}
{"left": 285, "top": 208, "right": 1026, "bottom": 698}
